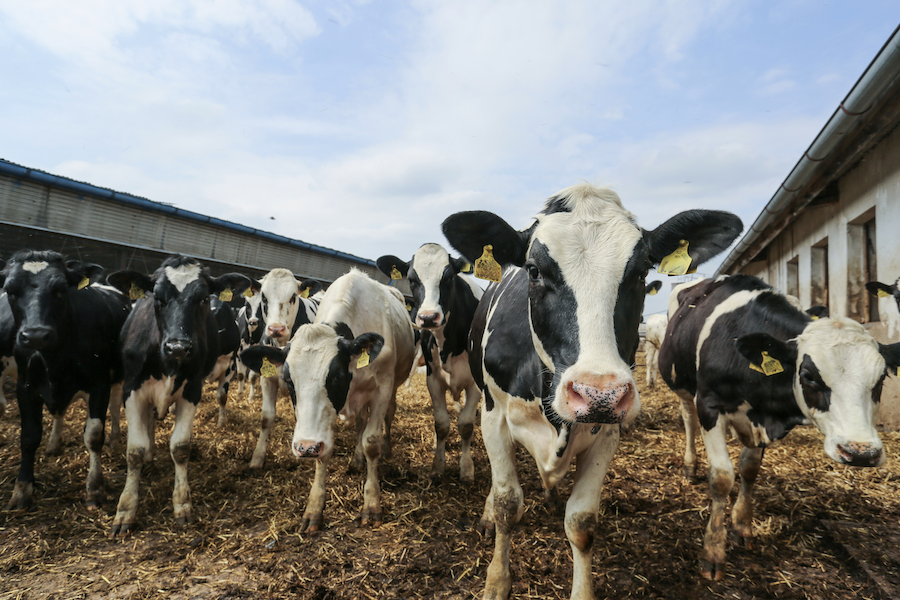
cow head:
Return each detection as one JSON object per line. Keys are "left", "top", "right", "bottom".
{"left": 241, "top": 322, "right": 383, "bottom": 459}
{"left": 258, "top": 269, "right": 316, "bottom": 345}
{"left": 736, "top": 317, "right": 897, "bottom": 467}
{"left": 108, "top": 255, "right": 250, "bottom": 366}
{"left": 242, "top": 280, "right": 263, "bottom": 335}
{"left": 377, "top": 244, "right": 477, "bottom": 330}
{"left": 442, "top": 183, "right": 742, "bottom": 425}
{"left": 0, "top": 250, "right": 104, "bottom": 352}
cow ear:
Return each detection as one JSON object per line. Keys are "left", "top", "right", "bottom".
{"left": 735, "top": 333, "right": 798, "bottom": 368}
{"left": 806, "top": 305, "right": 829, "bottom": 320}
{"left": 106, "top": 270, "right": 153, "bottom": 296}
{"left": 866, "top": 281, "right": 897, "bottom": 299}
{"left": 376, "top": 255, "right": 408, "bottom": 279}
{"left": 645, "top": 210, "right": 743, "bottom": 268}
{"left": 451, "top": 256, "right": 472, "bottom": 274}
{"left": 239, "top": 345, "right": 287, "bottom": 374}
{"left": 880, "top": 343, "right": 900, "bottom": 373}
{"left": 299, "top": 279, "right": 322, "bottom": 297}
{"left": 645, "top": 280, "right": 662, "bottom": 296}
{"left": 211, "top": 273, "right": 252, "bottom": 296}
{"left": 349, "top": 333, "right": 384, "bottom": 364}
{"left": 442, "top": 211, "right": 533, "bottom": 268}
{"left": 65, "top": 261, "right": 104, "bottom": 287}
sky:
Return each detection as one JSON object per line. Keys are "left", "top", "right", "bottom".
{"left": 1, "top": 1, "right": 899, "bottom": 316}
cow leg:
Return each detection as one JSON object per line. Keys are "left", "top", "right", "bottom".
{"left": 645, "top": 343, "right": 658, "bottom": 388}
{"left": 8, "top": 385, "right": 41, "bottom": 509}
{"left": 382, "top": 392, "right": 397, "bottom": 460}
{"left": 699, "top": 414, "right": 734, "bottom": 581}
{"left": 676, "top": 390, "right": 700, "bottom": 480}
{"left": 458, "top": 383, "right": 481, "bottom": 484}
{"left": 567, "top": 425, "right": 619, "bottom": 600}
{"left": 301, "top": 458, "right": 329, "bottom": 533}
{"left": 248, "top": 371, "right": 258, "bottom": 399}
{"left": 351, "top": 406, "right": 369, "bottom": 473}
{"left": 107, "top": 382, "right": 123, "bottom": 452}
{"left": 427, "top": 373, "right": 450, "bottom": 479}
{"left": 45, "top": 412, "right": 65, "bottom": 455}
{"left": 358, "top": 397, "right": 388, "bottom": 527}
{"left": 84, "top": 383, "right": 110, "bottom": 509}
{"left": 0, "top": 357, "right": 15, "bottom": 418}
{"left": 171, "top": 396, "right": 198, "bottom": 526}
{"left": 249, "top": 376, "right": 279, "bottom": 473}
{"left": 732, "top": 446, "right": 763, "bottom": 548}
{"left": 111, "top": 391, "right": 153, "bottom": 536}
{"left": 481, "top": 403, "right": 522, "bottom": 600}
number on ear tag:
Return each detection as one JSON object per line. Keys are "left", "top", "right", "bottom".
{"left": 357, "top": 349, "right": 370, "bottom": 369}
{"left": 219, "top": 288, "right": 233, "bottom": 302}
{"left": 460, "top": 262, "right": 472, "bottom": 273}
{"left": 260, "top": 357, "right": 278, "bottom": 378}
{"left": 78, "top": 277, "right": 90, "bottom": 290}
{"left": 391, "top": 266, "right": 402, "bottom": 280}
{"left": 878, "top": 289, "right": 891, "bottom": 298}
{"left": 475, "top": 245, "right": 502, "bottom": 283}
{"left": 658, "top": 240, "right": 693, "bottom": 276}
{"left": 243, "top": 288, "right": 254, "bottom": 298}
{"left": 129, "top": 283, "right": 145, "bottom": 300}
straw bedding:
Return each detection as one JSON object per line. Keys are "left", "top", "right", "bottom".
{"left": 0, "top": 354, "right": 897, "bottom": 599}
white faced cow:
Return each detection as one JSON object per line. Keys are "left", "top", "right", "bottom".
{"left": 376, "top": 243, "right": 484, "bottom": 482}
{"left": 0, "top": 251, "right": 130, "bottom": 510}
{"left": 643, "top": 313, "right": 668, "bottom": 388}
{"left": 441, "top": 183, "right": 742, "bottom": 600}
{"left": 234, "top": 282, "right": 264, "bottom": 402}
{"left": 247, "top": 268, "right": 321, "bottom": 472}
{"left": 106, "top": 255, "right": 250, "bottom": 535}
{"left": 659, "top": 274, "right": 896, "bottom": 581}
{"left": 241, "top": 269, "right": 415, "bottom": 532}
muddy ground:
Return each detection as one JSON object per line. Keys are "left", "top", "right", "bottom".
{"left": 0, "top": 354, "right": 898, "bottom": 599}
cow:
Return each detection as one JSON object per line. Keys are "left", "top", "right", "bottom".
{"left": 241, "top": 269, "right": 416, "bottom": 531}
{"left": 105, "top": 255, "right": 250, "bottom": 535}
{"left": 209, "top": 295, "right": 243, "bottom": 427}
{"left": 643, "top": 313, "right": 668, "bottom": 388}
{"left": 0, "top": 251, "right": 131, "bottom": 509}
{"left": 867, "top": 278, "right": 900, "bottom": 338}
{"left": 376, "top": 243, "right": 484, "bottom": 482}
{"left": 440, "top": 182, "right": 742, "bottom": 599}
{"left": 659, "top": 274, "right": 897, "bottom": 581}
{"left": 247, "top": 269, "right": 322, "bottom": 472}
{"left": 234, "top": 282, "right": 264, "bottom": 402}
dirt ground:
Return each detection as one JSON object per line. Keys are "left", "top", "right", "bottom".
{"left": 0, "top": 354, "right": 898, "bottom": 600}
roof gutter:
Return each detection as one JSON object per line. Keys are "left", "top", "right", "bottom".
{"left": 716, "top": 24, "right": 900, "bottom": 275}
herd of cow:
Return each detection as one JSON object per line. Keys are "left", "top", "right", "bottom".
{"left": 2, "top": 181, "right": 899, "bottom": 599}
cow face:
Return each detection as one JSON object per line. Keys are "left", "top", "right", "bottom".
{"left": 0, "top": 251, "right": 103, "bottom": 352}
{"left": 108, "top": 256, "right": 250, "bottom": 365}
{"left": 736, "top": 317, "right": 898, "bottom": 467}
{"left": 240, "top": 323, "right": 383, "bottom": 459}
{"left": 377, "top": 244, "right": 471, "bottom": 329}
{"left": 242, "top": 281, "right": 264, "bottom": 335}
{"left": 258, "top": 269, "right": 307, "bottom": 345}
{"left": 443, "top": 183, "right": 742, "bottom": 426}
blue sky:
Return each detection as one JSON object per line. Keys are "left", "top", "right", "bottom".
{"left": 1, "top": 1, "right": 899, "bottom": 315}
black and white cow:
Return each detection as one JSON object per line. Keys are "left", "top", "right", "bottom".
{"left": 106, "top": 255, "right": 250, "bottom": 535}
{"left": 247, "top": 268, "right": 321, "bottom": 472}
{"left": 867, "top": 278, "right": 900, "bottom": 338}
{"left": 376, "top": 243, "right": 484, "bottom": 482}
{"left": 659, "top": 274, "right": 897, "bottom": 581}
{"left": 234, "top": 281, "right": 264, "bottom": 402}
{"left": 241, "top": 269, "right": 416, "bottom": 531}
{"left": 441, "top": 183, "right": 742, "bottom": 599}
{"left": 209, "top": 295, "right": 243, "bottom": 427}
{"left": 0, "top": 251, "right": 130, "bottom": 509}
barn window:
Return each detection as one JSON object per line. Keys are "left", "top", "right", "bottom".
{"left": 810, "top": 240, "right": 828, "bottom": 308}
{"left": 847, "top": 209, "right": 877, "bottom": 323}
{"left": 786, "top": 256, "right": 799, "bottom": 299}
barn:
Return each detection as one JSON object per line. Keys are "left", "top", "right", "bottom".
{"left": 716, "top": 28, "right": 900, "bottom": 429}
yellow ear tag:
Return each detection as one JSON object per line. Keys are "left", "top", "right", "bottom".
{"left": 878, "top": 289, "right": 891, "bottom": 298}
{"left": 356, "top": 349, "right": 370, "bottom": 369}
{"left": 78, "top": 277, "right": 90, "bottom": 290}
{"left": 301, "top": 287, "right": 309, "bottom": 299}
{"left": 658, "top": 240, "right": 693, "bottom": 276}
{"left": 648, "top": 287, "right": 658, "bottom": 296}
{"left": 219, "top": 288, "right": 233, "bottom": 302}
{"left": 243, "top": 288, "right": 254, "bottom": 298}
{"left": 460, "top": 262, "right": 472, "bottom": 273}
{"left": 811, "top": 315, "right": 819, "bottom": 320}
{"left": 390, "top": 266, "right": 402, "bottom": 280}
{"left": 129, "top": 283, "right": 145, "bottom": 300}
{"left": 759, "top": 351, "right": 784, "bottom": 376}
{"left": 475, "top": 245, "right": 502, "bottom": 283}
{"left": 406, "top": 303, "right": 412, "bottom": 311}
{"left": 260, "top": 357, "right": 278, "bottom": 378}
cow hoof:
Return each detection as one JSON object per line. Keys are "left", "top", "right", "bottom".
{"left": 107, "top": 438, "right": 121, "bottom": 453}
{"left": 477, "top": 519, "right": 495, "bottom": 540}
{"left": 110, "top": 520, "right": 138, "bottom": 538}
{"left": 355, "top": 512, "right": 383, "bottom": 528}
{"left": 700, "top": 559, "right": 726, "bottom": 581}
{"left": 682, "top": 466, "right": 697, "bottom": 481}
{"left": 730, "top": 530, "right": 753, "bottom": 549}
{"left": 175, "top": 515, "right": 193, "bottom": 527}
{"left": 459, "top": 474, "right": 474, "bottom": 486}
{"left": 246, "top": 466, "right": 260, "bottom": 477}
{"left": 348, "top": 456, "right": 365, "bottom": 474}
{"left": 6, "top": 482, "right": 34, "bottom": 510}
{"left": 300, "top": 515, "right": 323, "bottom": 533}
{"left": 217, "top": 417, "right": 227, "bottom": 428}
{"left": 45, "top": 444, "right": 62, "bottom": 457}
{"left": 85, "top": 494, "right": 104, "bottom": 510}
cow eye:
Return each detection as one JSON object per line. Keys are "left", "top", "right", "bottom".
{"left": 525, "top": 263, "right": 541, "bottom": 280}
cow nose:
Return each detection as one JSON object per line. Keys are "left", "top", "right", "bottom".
{"left": 836, "top": 442, "right": 883, "bottom": 467}
{"left": 292, "top": 440, "right": 325, "bottom": 458}
{"left": 418, "top": 312, "right": 440, "bottom": 328}
{"left": 17, "top": 327, "right": 54, "bottom": 351}
{"left": 565, "top": 377, "right": 635, "bottom": 424}
{"left": 267, "top": 324, "right": 287, "bottom": 338}
{"left": 163, "top": 340, "right": 191, "bottom": 359}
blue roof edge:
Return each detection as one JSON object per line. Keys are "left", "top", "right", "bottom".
{"left": 0, "top": 158, "right": 376, "bottom": 267}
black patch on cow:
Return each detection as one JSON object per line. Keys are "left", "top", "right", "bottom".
{"left": 798, "top": 354, "right": 831, "bottom": 412}
{"left": 324, "top": 346, "right": 353, "bottom": 413}
{"left": 556, "top": 426, "right": 572, "bottom": 457}
{"left": 290, "top": 297, "right": 318, "bottom": 336}
{"left": 613, "top": 240, "right": 651, "bottom": 365}
{"left": 873, "top": 372, "right": 885, "bottom": 404}
{"left": 332, "top": 322, "right": 354, "bottom": 341}
{"left": 483, "top": 387, "right": 494, "bottom": 412}
{"left": 283, "top": 362, "right": 297, "bottom": 408}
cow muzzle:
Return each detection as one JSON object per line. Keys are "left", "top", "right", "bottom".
{"left": 293, "top": 440, "right": 325, "bottom": 458}
{"left": 836, "top": 441, "right": 884, "bottom": 467}
{"left": 417, "top": 311, "right": 443, "bottom": 329}
{"left": 163, "top": 339, "right": 192, "bottom": 360}
{"left": 267, "top": 324, "right": 288, "bottom": 341}
{"left": 562, "top": 376, "right": 635, "bottom": 424}
{"left": 17, "top": 326, "right": 55, "bottom": 351}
